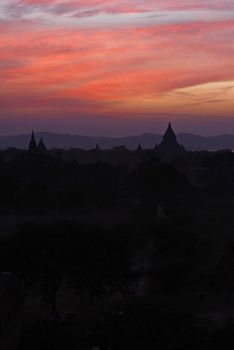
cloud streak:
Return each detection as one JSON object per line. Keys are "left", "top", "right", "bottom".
{"left": 0, "top": 0, "right": 234, "bottom": 134}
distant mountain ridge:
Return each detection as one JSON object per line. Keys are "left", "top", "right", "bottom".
{"left": 1, "top": 131, "right": 234, "bottom": 151}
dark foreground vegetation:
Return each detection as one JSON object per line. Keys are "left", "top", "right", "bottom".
{"left": 1, "top": 148, "right": 234, "bottom": 349}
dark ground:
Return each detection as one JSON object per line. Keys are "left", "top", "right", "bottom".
{"left": 1, "top": 149, "right": 234, "bottom": 349}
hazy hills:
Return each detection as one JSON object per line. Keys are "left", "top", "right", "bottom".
{"left": 1, "top": 132, "right": 234, "bottom": 151}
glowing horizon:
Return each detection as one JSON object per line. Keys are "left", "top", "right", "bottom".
{"left": 0, "top": 0, "right": 234, "bottom": 135}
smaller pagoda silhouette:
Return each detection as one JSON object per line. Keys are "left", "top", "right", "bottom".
{"left": 95, "top": 144, "right": 101, "bottom": 151}
{"left": 136, "top": 144, "right": 142, "bottom": 152}
{"left": 38, "top": 138, "right": 47, "bottom": 154}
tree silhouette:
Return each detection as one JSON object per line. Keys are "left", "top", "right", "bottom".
{"left": 15, "top": 222, "right": 134, "bottom": 313}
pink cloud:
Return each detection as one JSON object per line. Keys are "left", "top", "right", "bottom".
{"left": 0, "top": 1, "right": 234, "bottom": 132}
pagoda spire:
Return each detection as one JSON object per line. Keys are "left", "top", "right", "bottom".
{"left": 28, "top": 130, "right": 37, "bottom": 152}
{"left": 162, "top": 122, "right": 177, "bottom": 144}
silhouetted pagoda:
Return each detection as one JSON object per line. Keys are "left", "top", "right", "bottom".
{"left": 137, "top": 144, "right": 142, "bottom": 152}
{"left": 95, "top": 144, "right": 101, "bottom": 151}
{"left": 28, "top": 131, "right": 37, "bottom": 153}
{"left": 157, "top": 123, "right": 186, "bottom": 157}
{"left": 38, "top": 138, "right": 47, "bottom": 154}
{"left": 28, "top": 132, "right": 48, "bottom": 154}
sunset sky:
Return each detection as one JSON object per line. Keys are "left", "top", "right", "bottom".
{"left": 0, "top": 0, "right": 234, "bottom": 135}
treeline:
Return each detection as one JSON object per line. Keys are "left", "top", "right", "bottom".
{"left": 0, "top": 153, "right": 194, "bottom": 214}
{"left": 0, "top": 218, "right": 205, "bottom": 312}
{"left": 0, "top": 219, "right": 230, "bottom": 350}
